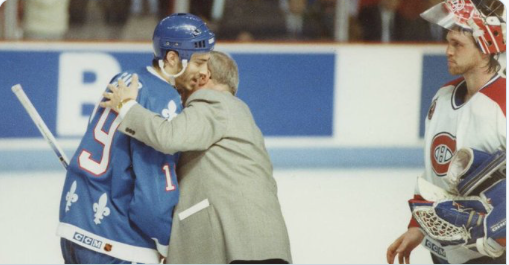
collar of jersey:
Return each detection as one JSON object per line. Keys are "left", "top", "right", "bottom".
{"left": 146, "top": 66, "right": 168, "bottom": 83}
{"left": 451, "top": 73, "right": 501, "bottom": 109}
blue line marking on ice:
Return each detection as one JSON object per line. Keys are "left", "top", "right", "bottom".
{"left": 0, "top": 147, "right": 423, "bottom": 172}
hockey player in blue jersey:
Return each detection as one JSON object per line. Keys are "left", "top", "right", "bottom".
{"left": 57, "top": 13, "right": 215, "bottom": 264}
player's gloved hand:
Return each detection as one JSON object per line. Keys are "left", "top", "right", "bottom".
{"left": 100, "top": 73, "right": 139, "bottom": 112}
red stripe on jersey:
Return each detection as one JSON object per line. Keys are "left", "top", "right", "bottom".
{"left": 442, "top": 77, "right": 465, "bottom": 89}
{"left": 481, "top": 77, "right": 506, "bottom": 117}
{"left": 408, "top": 194, "right": 426, "bottom": 228}
{"left": 413, "top": 194, "right": 424, "bottom": 200}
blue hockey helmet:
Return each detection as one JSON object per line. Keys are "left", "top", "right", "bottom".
{"left": 152, "top": 13, "right": 215, "bottom": 62}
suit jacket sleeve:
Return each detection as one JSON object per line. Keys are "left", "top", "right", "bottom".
{"left": 118, "top": 89, "right": 228, "bottom": 154}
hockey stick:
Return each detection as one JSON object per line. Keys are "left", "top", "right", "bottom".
{"left": 11, "top": 84, "right": 69, "bottom": 169}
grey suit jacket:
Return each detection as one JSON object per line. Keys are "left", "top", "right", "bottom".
{"left": 119, "top": 89, "right": 292, "bottom": 264}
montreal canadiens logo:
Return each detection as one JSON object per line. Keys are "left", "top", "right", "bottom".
{"left": 430, "top": 132, "right": 456, "bottom": 176}
{"left": 448, "top": 0, "right": 465, "bottom": 12}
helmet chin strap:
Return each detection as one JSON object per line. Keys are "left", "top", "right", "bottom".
{"left": 158, "top": 59, "right": 188, "bottom": 85}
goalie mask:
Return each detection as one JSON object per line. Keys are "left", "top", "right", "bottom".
{"left": 421, "top": 0, "right": 506, "bottom": 54}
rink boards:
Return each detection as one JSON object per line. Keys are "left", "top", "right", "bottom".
{"left": 0, "top": 43, "right": 454, "bottom": 170}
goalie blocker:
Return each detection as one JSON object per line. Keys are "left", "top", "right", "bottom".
{"left": 446, "top": 147, "right": 506, "bottom": 196}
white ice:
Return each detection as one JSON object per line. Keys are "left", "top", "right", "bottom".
{"left": 0, "top": 169, "right": 432, "bottom": 264}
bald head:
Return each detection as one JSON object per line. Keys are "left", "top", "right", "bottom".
{"left": 207, "top": 51, "right": 240, "bottom": 95}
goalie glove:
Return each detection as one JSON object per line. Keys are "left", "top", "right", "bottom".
{"left": 411, "top": 147, "right": 506, "bottom": 256}
{"left": 409, "top": 198, "right": 489, "bottom": 246}
{"left": 410, "top": 180, "right": 506, "bottom": 255}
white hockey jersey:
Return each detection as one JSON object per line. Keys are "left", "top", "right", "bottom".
{"left": 415, "top": 74, "right": 506, "bottom": 263}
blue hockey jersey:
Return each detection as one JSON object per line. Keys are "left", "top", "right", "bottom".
{"left": 57, "top": 67, "right": 182, "bottom": 263}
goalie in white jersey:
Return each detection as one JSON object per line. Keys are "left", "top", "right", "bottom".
{"left": 387, "top": 0, "right": 506, "bottom": 264}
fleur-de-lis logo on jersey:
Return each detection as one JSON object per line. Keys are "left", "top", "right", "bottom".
{"left": 65, "top": 181, "right": 79, "bottom": 212}
{"left": 162, "top": 100, "right": 178, "bottom": 121}
{"left": 113, "top": 72, "right": 143, "bottom": 89}
{"left": 93, "top": 193, "right": 110, "bottom": 225}
{"left": 91, "top": 73, "right": 143, "bottom": 121}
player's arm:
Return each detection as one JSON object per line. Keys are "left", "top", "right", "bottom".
{"left": 100, "top": 74, "right": 228, "bottom": 154}
{"left": 387, "top": 177, "right": 427, "bottom": 264}
{"left": 386, "top": 202, "right": 426, "bottom": 264}
{"left": 387, "top": 227, "right": 424, "bottom": 264}
{"left": 100, "top": 75, "right": 228, "bottom": 154}
{"left": 118, "top": 90, "right": 227, "bottom": 155}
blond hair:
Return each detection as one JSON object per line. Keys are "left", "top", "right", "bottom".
{"left": 208, "top": 51, "right": 240, "bottom": 95}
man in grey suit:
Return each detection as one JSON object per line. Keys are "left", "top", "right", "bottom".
{"left": 101, "top": 51, "right": 292, "bottom": 264}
